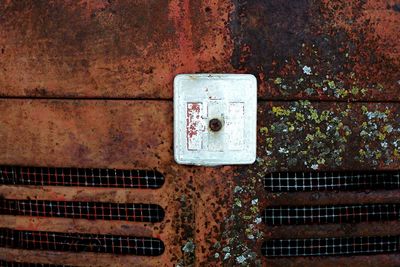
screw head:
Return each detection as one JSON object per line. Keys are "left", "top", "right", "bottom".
{"left": 209, "top": 118, "right": 223, "bottom": 132}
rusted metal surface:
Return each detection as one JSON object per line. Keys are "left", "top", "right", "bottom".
{"left": 1, "top": 0, "right": 398, "bottom": 100}
{"left": 0, "top": 0, "right": 234, "bottom": 98}
{"left": 0, "top": 100, "right": 235, "bottom": 266}
{"left": 231, "top": 0, "right": 400, "bottom": 101}
{"left": 0, "top": 0, "right": 399, "bottom": 266}
{"left": 0, "top": 100, "right": 399, "bottom": 266}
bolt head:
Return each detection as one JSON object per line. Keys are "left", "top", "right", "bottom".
{"left": 209, "top": 118, "right": 223, "bottom": 132}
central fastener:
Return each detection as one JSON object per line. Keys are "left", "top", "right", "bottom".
{"left": 209, "top": 118, "right": 223, "bottom": 132}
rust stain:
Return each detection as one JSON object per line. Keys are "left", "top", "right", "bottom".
{"left": 0, "top": 0, "right": 234, "bottom": 98}
{"left": 186, "top": 102, "right": 201, "bottom": 139}
{"left": 168, "top": 0, "right": 198, "bottom": 73}
{"left": 231, "top": 0, "right": 400, "bottom": 101}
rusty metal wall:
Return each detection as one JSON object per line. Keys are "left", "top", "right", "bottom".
{"left": 0, "top": 0, "right": 399, "bottom": 266}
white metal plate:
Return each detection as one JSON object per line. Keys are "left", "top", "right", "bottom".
{"left": 174, "top": 74, "right": 257, "bottom": 166}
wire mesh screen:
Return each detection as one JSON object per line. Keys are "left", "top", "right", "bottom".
{"left": 262, "top": 236, "right": 399, "bottom": 257}
{"left": 264, "top": 171, "right": 400, "bottom": 192}
{"left": 0, "top": 199, "right": 165, "bottom": 223}
{"left": 0, "top": 166, "right": 164, "bottom": 189}
{"left": 263, "top": 204, "right": 399, "bottom": 225}
{"left": 0, "top": 228, "right": 164, "bottom": 256}
{"left": 0, "top": 261, "right": 72, "bottom": 267}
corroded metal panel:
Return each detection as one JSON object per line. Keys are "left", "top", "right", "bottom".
{"left": 0, "top": 0, "right": 399, "bottom": 266}
{"left": 231, "top": 0, "right": 400, "bottom": 101}
{"left": 1, "top": 0, "right": 398, "bottom": 100}
{"left": 0, "top": 100, "right": 399, "bottom": 266}
{"left": 0, "top": 0, "right": 234, "bottom": 98}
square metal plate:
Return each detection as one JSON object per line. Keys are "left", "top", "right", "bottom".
{"left": 174, "top": 74, "right": 257, "bottom": 166}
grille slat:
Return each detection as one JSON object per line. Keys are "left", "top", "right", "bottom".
{"left": 0, "top": 228, "right": 164, "bottom": 256}
{"left": 0, "top": 261, "right": 72, "bottom": 267}
{"left": 264, "top": 171, "right": 400, "bottom": 192}
{"left": 262, "top": 236, "right": 400, "bottom": 257}
{"left": 263, "top": 204, "right": 399, "bottom": 225}
{"left": 0, "top": 166, "right": 164, "bottom": 189}
{"left": 0, "top": 199, "right": 165, "bottom": 223}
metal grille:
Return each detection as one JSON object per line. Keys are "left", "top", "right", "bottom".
{"left": 264, "top": 171, "right": 400, "bottom": 192}
{"left": 0, "top": 261, "right": 72, "bottom": 267}
{"left": 0, "top": 166, "right": 164, "bottom": 189}
{"left": 262, "top": 236, "right": 399, "bottom": 257}
{"left": 0, "top": 199, "right": 164, "bottom": 223}
{"left": 263, "top": 204, "right": 399, "bottom": 225}
{"left": 0, "top": 228, "right": 164, "bottom": 256}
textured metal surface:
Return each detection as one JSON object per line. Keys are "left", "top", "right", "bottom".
{"left": 1, "top": 0, "right": 397, "bottom": 100}
{"left": 231, "top": 0, "right": 400, "bottom": 101}
{"left": 0, "top": 0, "right": 234, "bottom": 98}
{"left": 0, "top": 0, "right": 399, "bottom": 266}
{"left": 0, "top": 100, "right": 399, "bottom": 266}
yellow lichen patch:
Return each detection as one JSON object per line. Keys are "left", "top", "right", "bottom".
{"left": 272, "top": 106, "right": 290, "bottom": 116}
{"left": 259, "top": 127, "right": 268, "bottom": 134}
{"left": 274, "top": 77, "right": 282, "bottom": 84}
{"left": 394, "top": 149, "right": 400, "bottom": 158}
{"left": 305, "top": 134, "right": 314, "bottom": 141}
{"left": 378, "top": 132, "right": 386, "bottom": 141}
{"left": 265, "top": 137, "right": 274, "bottom": 149}
{"left": 295, "top": 112, "right": 305, "bottom": 122}
{"left": 287, "top": 122, "right": 295, "bottom": 132}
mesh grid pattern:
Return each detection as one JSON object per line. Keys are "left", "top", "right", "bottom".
{"left": 0, "top": 228, "right": 164, "bottom": 256}
{"left": 0, "top": 166, "right": 164, "bottom": 189}
{"left": 0, "top": 261, "right": 72, "bottom": 267}
{"left": 264, "top": 171, "right": 400, "bottom": 192}
{"left": 262, "top": 236, "right": 399, "bottom": 257}
{"left": 263, "top": 204, "right": 399, "bottom": 225}
{"left": 0, "top": 199, "right": 164, "bottom": 223}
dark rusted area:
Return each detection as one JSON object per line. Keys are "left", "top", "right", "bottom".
{"left": 265, "top": 254, "right": 400, "bottom": 267}
{"left": 231, "top": 0, "right": 400, "bottom": 101}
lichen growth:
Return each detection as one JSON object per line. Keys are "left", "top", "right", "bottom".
{"left": 259, "top": 101, "right": 351, "bottom": 170}
{"left": 270, "top": 42, "right": 384, "bottom": 99}
{"left": 218, "top": 171, "right": 263, "bottom": 266}
{"left": 356, "top": 105, "right": 400, "bottom": 165}
{"left": 259, "top": 102, "right": 400, "bottom": 170}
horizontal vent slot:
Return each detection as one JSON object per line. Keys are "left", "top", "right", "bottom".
{"left": 263, "top": 204, "right": 399, "bottom": 225}
{"left": 264, "top": 171, "right": 400, "bottom": 192}
{"left": 262, "top": 236, "right": 399, "bottom": 257}
{"left": 0, "top": 199, "right": 164, "bottom": 223}
{"left": 0, "top": 166, "right": 164, "bottom": 189}
{"left": 0, "top": 261, "right": 72, "bottom": 267}
{"left": 0, "top": 228, "right": 164, "bottom": 256}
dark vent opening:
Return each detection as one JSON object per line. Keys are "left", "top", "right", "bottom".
{"left": 0, "top": 200, "right": 165, "bottom": 223}
{"left": 0, "top": 228, "right": 164, "bottom": 256}
{"left": 0, "top": 166, "right": 164, "bottom": 189}
{"left": 264, "top": 171, "right": 400, "bottom": 192}
{"left": 0, "top": 261, "right": 72, "bottom": 267}
{"left": 263, "top": 204, "right": 399, "bottom": 225}
{"left": 262, "top": 236, "right": 399, "bottom": 257}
